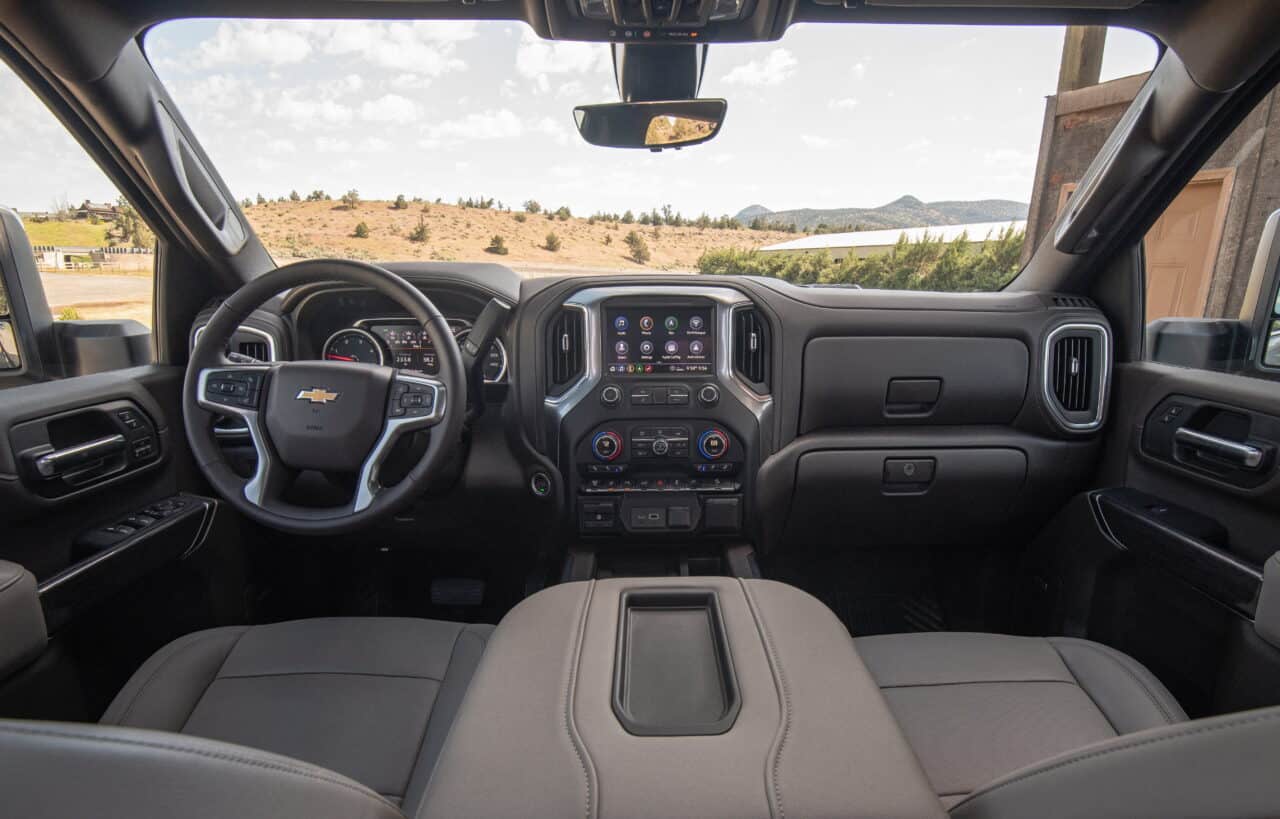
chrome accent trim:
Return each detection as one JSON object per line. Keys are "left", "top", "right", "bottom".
{"left": 34, "top": 434, "right": 126, "bottom": 477}
{"left": 196, "top": 365, "right": 274, "bottom": 506}
{"left": 193, "top": 324, "right": 277, "bottom": 438}
{"left": 353, "top": 372, "right": 447, "bottom": 513}
{"left": 543, "top": 285, "right": 773, "bottom": 425}
{"left": 321, "top": 326, "right": 385, "bottom": 366}
{"left": 1042, "top": 322, "right": 1111, "bottom": 432}
{"left": 1173, "top": 427, "right": 1265, "bottom": 469}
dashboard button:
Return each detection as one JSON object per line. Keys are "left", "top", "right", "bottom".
{"left": 698, "top": 384, "right": 720, "bottom": 407}
{"left": 592, "top": 431, "right": 623, "bottom": 462}
{"left": 600, "top": 384, "right": 623, "bottom": 407}
{"left": 651, "top": 438, "right": 670, "bottom": 456}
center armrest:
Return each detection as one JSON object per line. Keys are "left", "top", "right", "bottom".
{"left": 418, "top": 577, "right": 945, "bottom": 819}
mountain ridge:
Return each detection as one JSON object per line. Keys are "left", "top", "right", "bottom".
{"left": 735, "top": 195, "right": 1028, "bottom": 232}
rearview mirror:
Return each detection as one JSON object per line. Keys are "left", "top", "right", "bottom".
{"left": 573, "top": 100, "right": 727, "bottom": 151}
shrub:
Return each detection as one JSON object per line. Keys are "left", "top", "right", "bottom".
{"left": 486, "top": 235, "right": 509, "bottom": 255}
{"left": 289, "top": 190, "right": 301, "bottom": 202}
{"left": 621, "top": 210, "right": 635, "bottom": 224}
{"left": 353, "top": 221, "right": 370, "bottom": 238}
{"left": 393, "top": 194, "right": 409, "bottom": 210}
{"left": 625, "top": 230, "right": 650, "bottom": 264}
{"left": 306, "top": 190, "right": 327, "bottom": 201}
{"left": 255, "top": 193, "right": 266, "bottom": 205}
{"left": 56, "top": 306, "right": 82, "bottom": 321}
{"left": 341, "top": 189, "right": 360, "bottom": 210}
{"left": 514, "top": 213, "right": 527, "bottom": 223}
{"left": 544, "top": 232, "right": 562, "bottom": 252}
{"left": 408, "top": 217, "right": 429, "bottom": 243}
{"left": 603, "top": 235, "right": 612, "bottom": 246}
{"left": 523, "top": 200, "right": 542, "bottom": 214}
{"left": 555, "top": 206, "right": 571, "bottom": 221}
{"left": 241, "top": 198, "right": 253, "bottom": 208}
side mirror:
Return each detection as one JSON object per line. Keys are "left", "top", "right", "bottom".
{"left": 573, "top": 99, "right": 726, "bottom": 151}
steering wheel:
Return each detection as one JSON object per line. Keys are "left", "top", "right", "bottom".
{"left": 183, "top": 259, "right": 466, "bottom": 535}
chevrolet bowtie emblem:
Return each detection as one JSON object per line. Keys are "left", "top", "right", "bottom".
{"left": 296, "top": 387, "right": 340, "bottom": 404}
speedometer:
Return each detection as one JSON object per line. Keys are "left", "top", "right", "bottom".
{"left": 454, "top": 329, "right": 508, "bottom": 383}
{"left": 322, "top": 328, "right": 385, "bottom": 365}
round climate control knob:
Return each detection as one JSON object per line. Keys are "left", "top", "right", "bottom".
{"left": 698, "top": 428, "right": 729, "bottom": 460}
{"left": 600, "top": 384, "right": 622, "bottom": 407}
{"left": 651, "top": 438, "right": 670, "bottom": 456}
{"left": 592, "top": 431, "right": 623, "bottom": 462}
{"left": 698, "top": 384, "right": 721, "bottom": 407}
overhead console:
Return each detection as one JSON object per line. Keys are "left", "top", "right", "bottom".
{"left": 549, "top": 0, "right": 784, "bottom": 42}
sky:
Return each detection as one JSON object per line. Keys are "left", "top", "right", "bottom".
{"left": 2, "top": 20, "right": 1157, "bottom": 217}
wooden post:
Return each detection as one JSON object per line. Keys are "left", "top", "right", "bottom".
{"left": 1057, "top": 26, "right": 1107, "bottom": 94}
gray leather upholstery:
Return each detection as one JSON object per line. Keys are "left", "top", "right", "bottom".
{"left": 951, "top": 705, "right": 1280, "bottom": 819}
{"left": 1255, "top": 551, "right": 1280, "bottom": 649}
{"left": 419, "top": 578, "right": 946, "bottom": 819}
{"left": 101, "top": 617, "right": 492, "bottom": 813}
{"left": 0, "top": 560, "right": 47, "bottom": 680}
{"left": 0, "top": 719, "right": 402, "bottom": 819}
{"left": 856, "top": 632, "right": 1186, "bottom": 809}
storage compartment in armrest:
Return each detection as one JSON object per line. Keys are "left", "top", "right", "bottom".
{"left": 612, "top": 589, "right": 741, "bottom": 736}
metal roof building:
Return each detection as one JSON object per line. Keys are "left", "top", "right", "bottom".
{"left": 758, "top": 219, "right": 1027, "bottom": 261}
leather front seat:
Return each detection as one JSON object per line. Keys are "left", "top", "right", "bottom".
{"left": 99, "top": 617, "right": 491, "bottom": 814}
{"left": 856, "top": 632, "right": 1187, "bottom": 809}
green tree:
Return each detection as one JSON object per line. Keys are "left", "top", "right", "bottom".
{"left": 341, "top": 189, "right": 360, "bottom": 210}
{"left": 486, "top": 235, "right": 509, "bottom": 255}
{"left": 306, "top": 190, "right": 328, "bottom": 201}
{"left": 289, "top": 190, "right": 301, "bottom": 202}
{"left": 621, "top": 210, "right": 635, "bottom": 224}
{"left": 393, "top": 194, "right": 409, "bottom": 210}
{"left": 624, "top": 230, "right": 650, "bottom": 265}
{"left": 256, "top": 193, "right": 266, "bottom": 206}
{"left": 523, "top": 200, "right": 542, "bottom": 214}
{"left": 353, "top": 221, "right": 370, "bottom": 238}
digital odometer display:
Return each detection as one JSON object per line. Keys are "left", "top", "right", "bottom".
{"left": 370, "top": 323, "right": 438, "bottom": 374}
{"left": 604, "top": 306, "right": 713, "bottom": 375}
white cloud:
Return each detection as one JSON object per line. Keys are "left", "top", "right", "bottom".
{"left": 800, "top": 135, "right": 837, "bottom": 149}
{"left": 314, "top": 136, "right": 352, "bottom": 153}
{"left": 266, "top": 138, "right": 296, "bottom": 154}
{"left": 722, "top": 49, "right": 798, "bottom": 88}
{"left": 532, "top": 116, "right": 573, "bottom": 145}
{"left": 420, "top": 109, "right": 525, "bottom": 148}
{"left": 359, "top": 93, "right": 422, "bottom": 124}
{"left": 193, "top": 22, "right": 312, "bottom": 67}
{"left": 268, "top": 91, "right": 353, "bottom": 126}
{"left": 982, "top": 148, "right": 1036, "bottom": 171}
{"left": 319, "top": 21, "right": 470, "bottom": 75}
{"left": 851, "top": 62, "right": 867, "bottom": 80}
{"left": 827, "top": 97, "right": 859, "bottom": 111}
{"left": 357, "top": 136, "right": 392, "bottom": 153}
{"left": 515, "top": 29, "right": 611, "bottom": 93}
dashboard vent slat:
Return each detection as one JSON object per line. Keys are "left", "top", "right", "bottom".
{"left": 1051, "top": 334, "right": 1093, "bottom": 412}
{"left": 238, "top": 340, "right": 269, "bottom": 362}
{"left": 732, "top": 307, "right": 769, "bottom": 392}
{"left": 547, "top": 307, "right": 585, "bottom": 394}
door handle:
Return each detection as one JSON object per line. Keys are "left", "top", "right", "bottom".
{"left": 34, "top": 434, "right": 127, "bottom": 478}
{"left": 1173, "top": 427, "right": 1266, "bottom": 470}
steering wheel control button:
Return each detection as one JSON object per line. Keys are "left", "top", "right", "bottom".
{"left": 698, "top": 429, "right": 729, "bottom": 460}
{"left": 205, "top": 370, "right": 266, "bottom": 409}
{"left": 697, "top": 384, "right": 721, "bottom": 407}
{"left": 600, "top": 384, "right": 623, "bottom": 407}
{"left": 592, "top": 431, "right": 624, "bottom": 462}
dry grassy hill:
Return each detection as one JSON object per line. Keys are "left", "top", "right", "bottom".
{"left": 243, "top": 199, "right": 792, "bottom": 272}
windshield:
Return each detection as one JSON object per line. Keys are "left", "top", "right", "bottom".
{"left": 140, "top": 21, "right": 1155, "bottom": 288}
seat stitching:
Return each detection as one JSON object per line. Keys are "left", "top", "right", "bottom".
{"left": 0, "top": 569, "right": 28, "bottom": 595}
{"left": 1047, "top": 641, "right": 1118, "bottom": 735}
{"left": 0, "top": 723, "right": 398, "bottom": 810}
{"left": 741, "top": 579, "right": 791, "bottom": 819}
{"left": 1050, "top": 638, "right": 1179, "bottom": 725}
{"left": 878, "top": 679, "right": 1081, "bottom": 690}
{"left": 179, "top": 627, "right": 250, "bottom": 733}
{"left": 398, "top": 625, "right": 465, "bottom": 802}
{"left": 563, "top": 580, "right": 597, "bottom": 819}
{"left": 953, "top": 709, "right": 1280, "bottom": 809}
{"left": 214, "top": 670, "right": 445, "bottom": 682}
{"left": 114, "top": 628, "right": 244, "bottom": 726}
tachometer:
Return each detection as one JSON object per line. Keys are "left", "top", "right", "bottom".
{"left": 322, "top": 328, "right": 385, "bottom": 365}
{"left": 454, "top": 329, "right": 508, "bottom": 383}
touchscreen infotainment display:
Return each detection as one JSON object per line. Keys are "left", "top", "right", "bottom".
{"left": 604, "top": 306, "right": 713, "bottom": 375}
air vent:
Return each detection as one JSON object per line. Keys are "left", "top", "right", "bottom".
{"left": 732, "top": 307, "right": 769, "bottom": 391}
{"left": 1051, "top": 295, "right": 1096, "bottom": 309}
{"left": 238, "top": 340, "right": 269, "bottom": 361}
{"left": 1043, "top": 323, "right": 1109, "bottom": 431}
{"left": 1051, "top": 335, "right": 1093, "bottom": 411}
{"left": 547, "top": 307, "right": 585, "bottom": 394}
